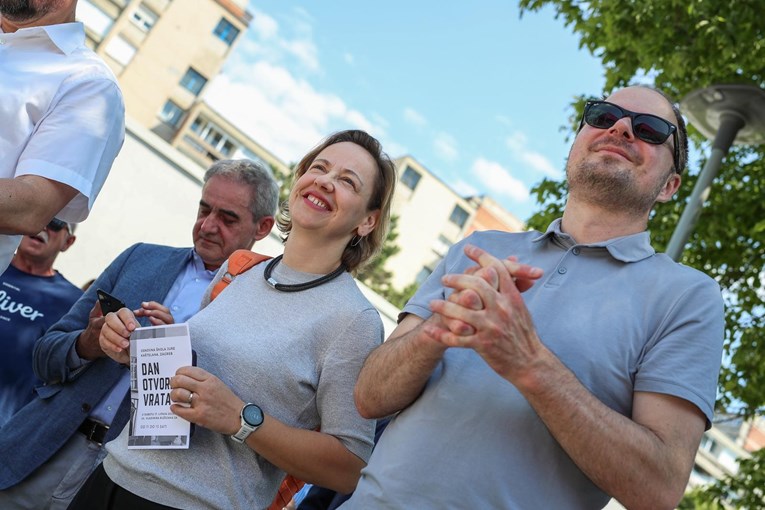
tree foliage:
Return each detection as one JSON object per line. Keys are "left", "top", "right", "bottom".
{"left": 357, "top": 214, "right": 402, "bottom": 290}
{"left": 692, "top": 447, "right": 765, "bottom": 509}
{"left": 517, "top": 0, "right": 765, "bottom": 505}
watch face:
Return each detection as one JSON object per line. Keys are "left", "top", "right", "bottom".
{"left": 242, "top": 404, "right": 264, "bottom": 427}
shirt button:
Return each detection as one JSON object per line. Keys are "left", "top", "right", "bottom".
{"left": 81, "top": 403, "right": 92, "bottom": 413}
{"left": 572, "top": 247, "right": 581, "bottom": 255}
{"left": 558, "top": 267, "right": 567, "bottom": 274}
{"left": 107, "top": 405, "right": 113, "bottom": 411}
{"left": 173, "top": 305, "right": 179, "bottom": 310}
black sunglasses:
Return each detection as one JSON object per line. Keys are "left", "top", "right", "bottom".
{"left": 579, "top": 100, "right": 680, "bottom": 173}
{"left": 47, "top": 218, "right": 72, "bottom": 234}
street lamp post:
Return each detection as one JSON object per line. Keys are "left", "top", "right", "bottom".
{"left": 666, "top": 84, "right": 765, "bottom": 261}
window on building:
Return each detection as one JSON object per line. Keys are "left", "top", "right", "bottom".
{"left": 76, "top": 0, "right": 113, "bottom": 37}
{"left": 220, "top": 139, "right": 236, "bottom": 157}
{"left": 401, "top": 165, "right": 422, "bottom": 191}
{"left": 190, "top": 116, "right": 204, "bottom": 133}
{"left": 189, "top": 116, "right": 241, "bottom": 157}
{"left": 131, "top": 3, "right": 158, "bottom": 32}
{"left": 213, "top": 18, "right": 240, "bottom": 46}
{"left": 205, "top": 129, "right": 223, "bottom": 148}
{"left": 449, "top": 205, "right": 469, "bottom": 228}
{"left": 159, "top": 100, "right": 184, "bottom": 126}
{"left": 104, "top": 36, "right": 137, "bottom": 66}
{"left": 180, "top": 68, "right": 207, "bottom": 96}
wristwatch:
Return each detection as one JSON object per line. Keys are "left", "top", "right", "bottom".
{"left": 231, "top": 403, "right": 264, "bottom": 443}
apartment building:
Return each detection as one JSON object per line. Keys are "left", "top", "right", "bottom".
{"left": 76, "top": 0, "right": 250, "bottom": 140}
{"left": 465, "top": 195, "right": 525, "bottom": 236}
{"left": 172, "top": 101, "right": 291, "bottom": 182}
{"left": 386, "top": 156, "right": 524, "bottom": 292}
{"left": 76, "top": 0, "right": 291, "bottom": 180}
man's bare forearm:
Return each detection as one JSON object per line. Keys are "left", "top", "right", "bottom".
{"left": 354, "top": 315, "right": 446, "bottom": 419}
{"left": 0, "top": 175, "right": 77, "bottom": 234}
{"left": 516, "top": 350, "right": 704, "bottom": 510}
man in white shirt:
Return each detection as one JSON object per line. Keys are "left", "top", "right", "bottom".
{"left": 0, "top": 0, "right": 125, "bottom": 275}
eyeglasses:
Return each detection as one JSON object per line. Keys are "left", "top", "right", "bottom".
{"left": 47, "top": 218, "right": 72, "bottom": 235}
{"left": 579, "top": 100, "right": 680, "bottom": 173}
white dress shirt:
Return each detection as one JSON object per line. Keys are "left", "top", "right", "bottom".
{"left": 0, "top": 19, "right": 125, "bottom": 274}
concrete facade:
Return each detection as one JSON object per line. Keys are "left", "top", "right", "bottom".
{"left": 77, "top": 0, "right": 250, "bottom": 140}
{"left": 172, "top": 101, "right": 291, "bottom": 182}
{"left": 386, "top": 156, "right": 524, "bottom": 291}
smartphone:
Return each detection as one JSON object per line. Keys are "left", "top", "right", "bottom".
{"left": 96, "top": 288, "right": 126, "bottom": 314}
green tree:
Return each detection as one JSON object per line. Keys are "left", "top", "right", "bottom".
{"left": 517, "top": 0, "right": 765, "bottom": 506}
{"left": 385, "top": 281, "right": 419, "bottom": 310}
{"left": 686, "top": 448, "right": 765, "bottom": 509}
{"left": 357, "top": 214, "right": 402, "bottom": 295}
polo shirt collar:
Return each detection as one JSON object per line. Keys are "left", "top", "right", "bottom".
{"left": 533, "top": 218, "right": 655, "bottom": 263}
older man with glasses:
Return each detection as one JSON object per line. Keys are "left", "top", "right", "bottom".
{"left": 346, "top": 86, "right": 724, "bottom": 510}
{"left": 0, "top": 219, "right": 81, "bottom": 427}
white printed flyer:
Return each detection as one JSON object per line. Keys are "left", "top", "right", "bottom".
{"left": 128, "top": 323, "right": 193, "bottom": 449}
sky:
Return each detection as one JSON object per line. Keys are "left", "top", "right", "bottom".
{"left": 204, "top": 1, "right": 607, "bottom": 222}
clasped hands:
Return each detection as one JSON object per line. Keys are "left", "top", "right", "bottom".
{"left": 423, "top": 244, "right": 547, "bottom": 382}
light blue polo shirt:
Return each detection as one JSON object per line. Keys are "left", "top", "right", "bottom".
{"left": 345, "top": 219, "right": 725, "bottom": 510}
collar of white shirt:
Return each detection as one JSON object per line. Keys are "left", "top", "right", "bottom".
{"left": 0, "top": 18, "right": 84, "bottom": 55}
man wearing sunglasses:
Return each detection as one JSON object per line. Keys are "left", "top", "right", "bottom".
{"left": 0, "top": 219, "right": 81, "bottom": 429}
{"left": 348, "top": 86, "right": 724, "bottom": 509}
{"left": 0, "top": 0, "right": 124, "bottom": 277}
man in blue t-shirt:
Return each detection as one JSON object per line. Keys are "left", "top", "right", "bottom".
{"left": 0, "top": 218, "right": 81, "bottom": 427}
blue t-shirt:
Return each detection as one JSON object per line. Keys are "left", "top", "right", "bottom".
{"left": 0, "top": 265, "right": 82, "bottom": 427}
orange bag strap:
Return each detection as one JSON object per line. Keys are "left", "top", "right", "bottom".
{"left": 209, "top": 249, "right": 272, "bottom": 302}
{"left": 268, "top": 476, "right": 306, "bottom": 510}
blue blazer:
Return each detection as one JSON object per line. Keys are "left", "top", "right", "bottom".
{"left": 0, "top": 243, "right": 192, "bottom": 489}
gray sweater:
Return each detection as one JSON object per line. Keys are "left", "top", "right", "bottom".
{"left": 104, "top": 260, "right": 382, "bottom": 510}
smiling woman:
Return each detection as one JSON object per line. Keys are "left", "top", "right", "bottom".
{"left": 79, "top": 130, "right": 397, "bottom": 510}
{"left": 277, "top": 130, "right": 396, "bottom": 275}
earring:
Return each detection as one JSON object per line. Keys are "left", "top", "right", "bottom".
{"left": 350, "top": 235, "right": 363, "bottom": 247}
